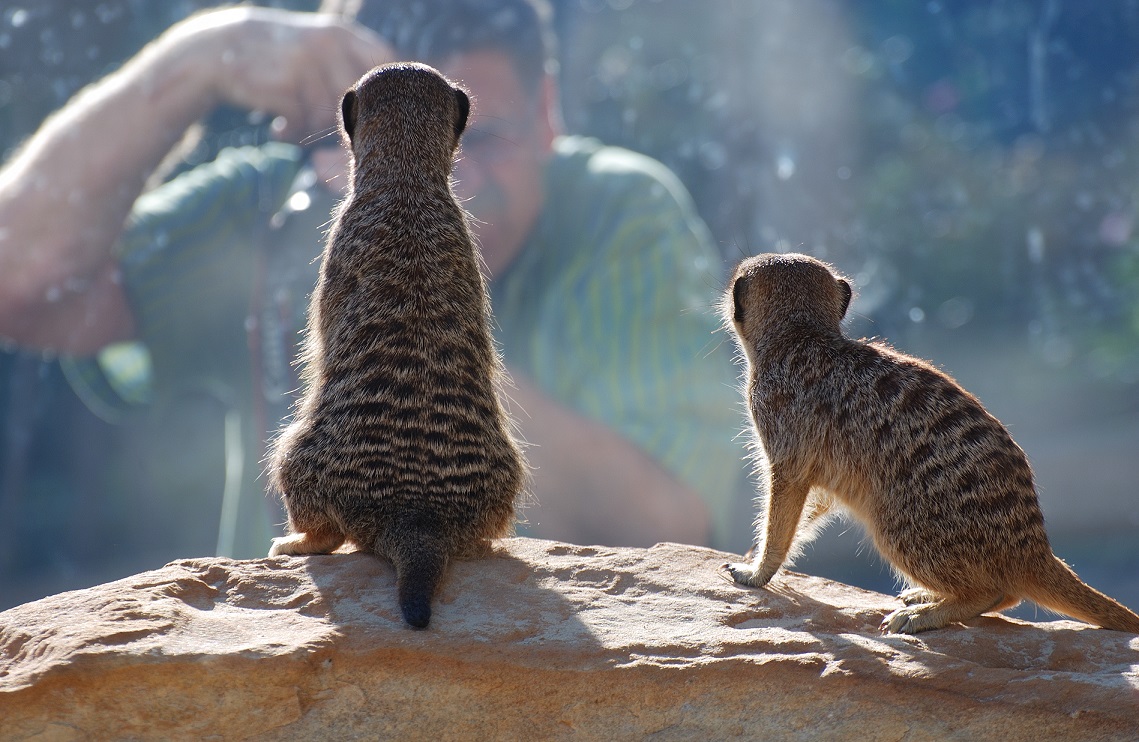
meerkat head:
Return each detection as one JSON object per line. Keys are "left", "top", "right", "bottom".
{"left": 728, "top": 253, "right": 852, "bottom": 351}
{"left": 340, "top": 62, "right": 471, "bottom": 181}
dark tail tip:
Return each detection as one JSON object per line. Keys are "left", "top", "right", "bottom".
{"left": 400, "top": 592, "right": 432, "bottom": 629}
{"left": 393, "top": 539, "right": 448, "bottom": 630}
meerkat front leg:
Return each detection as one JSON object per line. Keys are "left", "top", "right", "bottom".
{"left": 726, "top": 472, "right": 811, "bottom": 588}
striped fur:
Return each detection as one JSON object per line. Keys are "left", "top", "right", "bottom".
{"left": 267, "top": 63, "right": 526, "bottom": 629}
{"left": 724, "top": 252, "right": 1139, "bottom": 634}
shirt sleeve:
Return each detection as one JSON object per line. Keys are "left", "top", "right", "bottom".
{"left": 65, "top": 144, "right": 305, "bottom": 412}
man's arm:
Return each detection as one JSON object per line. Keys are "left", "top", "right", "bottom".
{"left": 505, "top": 371, "right": 712, "bottom": 548}
{"left": 0, "top": 7, "right": 391, "bottom": 354}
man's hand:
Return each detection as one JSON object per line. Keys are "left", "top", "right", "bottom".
{"left": 168, "top": 7, "right": 395, "bottom": 143}
{"left": 503, "top": 370, "right": 711, "bottom": 547}
{"left": 0, "top": 8, "right": 392, "bottom": 353}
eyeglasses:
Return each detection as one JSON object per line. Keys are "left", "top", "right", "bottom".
{"left": 461, "top": 123, "right": 535, "bottom": 164}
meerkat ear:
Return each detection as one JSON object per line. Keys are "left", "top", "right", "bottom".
{"left": 453, "top": 88, "right": 470, "bottom": 139}
{"left": 732, "top": 278, "right": 747, "bottom": 324}
{"left": 341, "top": 89, "right": 358, "bottom": 144}
{"left": 837, "top": 278, "right": 852, "bottom": 320}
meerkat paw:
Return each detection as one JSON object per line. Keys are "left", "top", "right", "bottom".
{"left": 898, "top": 587, "right": 939, "bottom": 606}
{"left": 881, "top": 606, "right": 928, "bottom": 634}
{"left": 724, "top": 561, "right": 774, "bottom": 588}
{"left": 881, "top": 593, "right": 1002, "bottom": 634}
{"left": 268, "top": 535, "right": 306, "bottom": 557}
{"left": 882, "top": 604, "right": 958, "bottom": 634}
{"left": 268, "top": 531, "right": 342, "bottom": 557}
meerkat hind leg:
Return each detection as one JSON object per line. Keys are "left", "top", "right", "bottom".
{"left": 989, "top": 595, "right": 1021, "bottom": 612}
{"left": 882, "top": 592, "right": 1006, "bottom": 634}
{"left": 898, "top": 587, "right": 939, "bottom": 606}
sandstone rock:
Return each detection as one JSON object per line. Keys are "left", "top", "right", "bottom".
{"left": 1, "top": 538, "right": 1136, "bottom": 740}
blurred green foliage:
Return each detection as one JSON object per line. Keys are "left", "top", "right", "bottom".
{"left": 558, "top": 0, "right": 1139, "bottom": 382}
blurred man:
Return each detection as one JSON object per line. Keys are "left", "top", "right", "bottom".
{"left": 0, "top": 0, "right": 744, "bottom": 564}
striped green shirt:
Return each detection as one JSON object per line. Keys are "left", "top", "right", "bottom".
{"left": 66, "top": 135, "right": 747, "bottom": 554}
{"left": 494, "top": 136, "right": 745, "bottom": 547}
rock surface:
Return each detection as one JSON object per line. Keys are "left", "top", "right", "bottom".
{"left": 1, "top": 538, "right": 1137, "bottom": 740}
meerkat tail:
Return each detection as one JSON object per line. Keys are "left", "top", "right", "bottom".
{"left": 1021, "top": 554, "right": 1139, "bottom": 633}
{"left": 390, "top": 532, "right": 449, "bottom": 630}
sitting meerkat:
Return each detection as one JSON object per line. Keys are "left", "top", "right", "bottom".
{"left": 723, "top": 252, "right": 1139, "bottom": 634}
{"left": 267, "top": 63, "right": 526, "bottom": 629}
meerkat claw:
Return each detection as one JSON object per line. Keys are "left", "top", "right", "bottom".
{"left": 881, "top": 608, "right": 918, "bottom": 635}
{"left": 882, "top": 606, "right": 937, "bottom": 634}
{"left": 724, "top": 562, "right": 771, "bottom": 588}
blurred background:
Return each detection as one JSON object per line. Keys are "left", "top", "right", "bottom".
{"left": 2, "top": 0, "right": 1137, "bottom": 617}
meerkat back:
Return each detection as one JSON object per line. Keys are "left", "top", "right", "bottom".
{"left": 267, "top": 63, "right": 527, "bottom": 629}
{"left": 723, "top": 252, "right": 1139, "bottom": 635}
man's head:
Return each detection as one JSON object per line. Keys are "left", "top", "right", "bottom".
{"left": 320, "top": 0, "right": 560, "bottom": 276}
{"left": 321, "top": 0, "right": 557, "bottom": 95}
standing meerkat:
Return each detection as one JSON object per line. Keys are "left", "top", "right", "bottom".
{"left": 723, "top": 252, "right": 1139, "bottom": 634}
{"left": 267, "top": 62, "right": 527, "bottom": 629}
